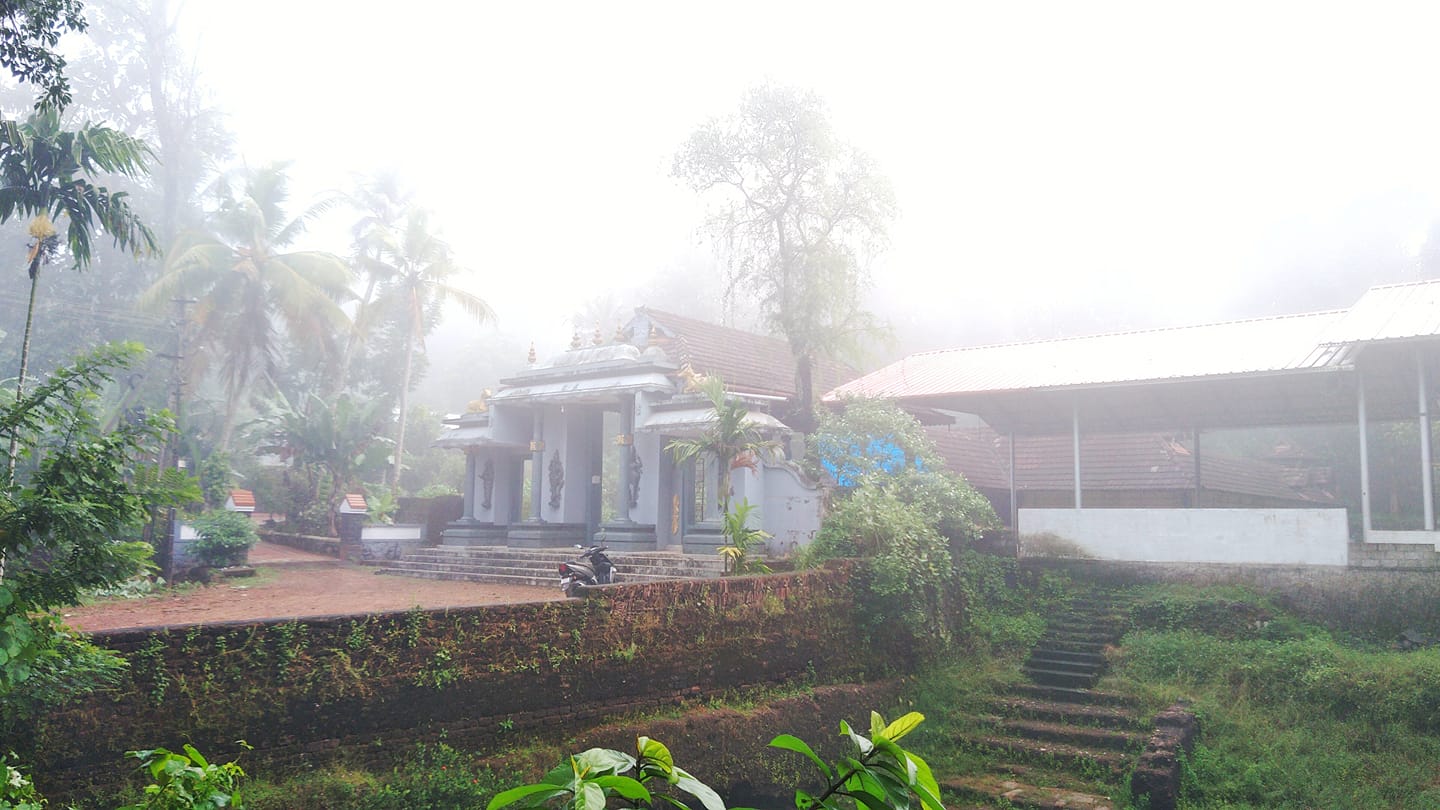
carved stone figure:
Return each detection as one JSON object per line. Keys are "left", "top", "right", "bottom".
{"left": 548, "top": 451, "right": 564, "bottom": 508}
{"left": 627, "top": 447, "right": 644, "bottom": 509}
{"left": 480, "top": 459, "right": 495, "bottom": 510}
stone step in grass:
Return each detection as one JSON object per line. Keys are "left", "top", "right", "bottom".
{"left": 1021, "top": 665, "right": 1100, "bottom": 689}
{"left": 984, "top": 696, "right": 1143, "bottom": 729}
{"left": 1042, "top": 627, "right": 1120, "bottom": 643}
{"left": 1027, "top": 647, "right": 1106, "bottom": 666}
{"left": 1038, "top": 637, "right": 1109, "bottom": 654}
{"left": 1002, "top": 683, "right": 1137, "bottom": 709}
{"left": 984, "top": 717, "right": 1143, "bottom": 752}
{"left": 941, "top": 774, "right": 1117, "bottom": 810}
{"left": 1026, "top": 654, "right": 1104, "bottom": 675}
{"left": 956, "top": 734, "right": 1129, "bottom": 779}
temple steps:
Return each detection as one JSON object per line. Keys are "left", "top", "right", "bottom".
{"left": 374, "top": 545, "right": 725, "bottom": 588}
{"left": 942, "top": 588, "right": 1141, "bottom": 808}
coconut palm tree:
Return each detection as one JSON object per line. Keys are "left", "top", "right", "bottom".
{"left": 141, "top": 163, "right": 350, "bottom": 448}
{"left": 665, "top": 374, "right": 783, "bottom": 519}
{"left": 329, "top": 172, "right": 412, "bottom": 395}
{"left": 0, "top": 108, "right": 157, "bottom": 482}
{"left": 364, "top": 207, "right": 492, "bottom": 488}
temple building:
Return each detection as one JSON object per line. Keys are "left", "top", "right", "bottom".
{"left": 434, "top": 310, "right": 833, "bottom": 554}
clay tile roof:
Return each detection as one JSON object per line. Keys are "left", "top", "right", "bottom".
{"left": 229, "top": 489, "right": 255, "bottom": 508}
{"left": 345, "top": 493, "right": 368, "bottom": 512}
{"left": 635, "top": 307, "right": 858, "bottom": 400}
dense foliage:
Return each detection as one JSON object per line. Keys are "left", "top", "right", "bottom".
{"left": 189, "top": 510, "right": 259, "bottom": 568}
{"left": 0, "top": 343, "right": 196, "bottom": 695}
{"left": 804, "top": 399, "right": 998, "bottom": 640}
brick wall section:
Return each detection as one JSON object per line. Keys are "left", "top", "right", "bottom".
{"left": 1348, "top": 541, "right": 1440, "bottom": 569}
{"left": 1030, "top": 558, "right": 1440, "bottom": 638}
{"left": 29, "top": 566, "right": 889, "bottom": 802}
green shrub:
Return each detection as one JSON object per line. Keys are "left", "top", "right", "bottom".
{"left": 189, "top": 511, "right": 260, "bottom": 568}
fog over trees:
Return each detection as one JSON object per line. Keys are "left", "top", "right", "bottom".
{"left": 2, "top": 1, "right": 1438, "bottom": 488}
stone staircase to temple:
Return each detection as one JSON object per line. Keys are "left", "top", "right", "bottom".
{"left": 373, "top": 546, "right": 725, "bottom": 588}
{"left": 943, "top": 590, "right": 1147, "bottom": 810}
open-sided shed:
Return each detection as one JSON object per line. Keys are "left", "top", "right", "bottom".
{"left": 829, "top": 281, "right": 1440, "bottom": 564}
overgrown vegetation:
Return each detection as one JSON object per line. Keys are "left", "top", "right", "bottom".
{"left": 1108, "top": 584, "right": 1440, "bottom": 809}
{"left": 189, "top": 510, "right": 259, "bottom": 568}
{"left": 803, "top": 399, "right": 999, "bottom": 642}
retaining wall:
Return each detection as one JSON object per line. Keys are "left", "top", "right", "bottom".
{"left": 27, "top": 566, "right": 885, "bottom": 803}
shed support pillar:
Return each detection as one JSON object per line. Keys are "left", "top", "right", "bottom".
{"left": 1008, "top": 430, "right": 1017, "bottom": 528}
{"left": 1193, "top": 428, "right": 1202, "bottom": 508}
{"left": 1072, "top": 404, "right": 1082, "bottom": 509}
{"left": 1359, "top": 372, "right": 1371, "bottom": 536}
{"left": 1420, "top": 355, "right": 1434, "bottom": 531}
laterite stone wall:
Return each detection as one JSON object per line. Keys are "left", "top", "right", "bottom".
{"left": 29, "top": 566, "right": 889, "bottom": 802}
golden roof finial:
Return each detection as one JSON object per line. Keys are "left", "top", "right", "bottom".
{"left": 527, "top": 342, "right": 537, "bottom": 364}
{"left": 592, "top": 324, "right": 604, "bottom": 346}
{"left": 570, "top": 329, "right": 583, "bottom": 350}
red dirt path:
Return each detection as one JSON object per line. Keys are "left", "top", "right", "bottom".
{"left": 64, "top": 541, "right": 561, "bottom": 633}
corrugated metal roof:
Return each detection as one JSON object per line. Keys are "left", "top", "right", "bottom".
{"left": 828, "top": 310, "right": 1350, "bottom": 401}
{"left": 1321, "top": 279, "right": 1440, "bottom": 344}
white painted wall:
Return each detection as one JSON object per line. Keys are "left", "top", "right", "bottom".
{"left": 1364, "top": 529, "right": 1440, "bottom": 552}
{"left": 1018, "top": 508, "right": 1350, "bottom": 566}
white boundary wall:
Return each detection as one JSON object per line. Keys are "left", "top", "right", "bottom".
{"left": 1018, "top": 508, "right": 1350, "bottom": 565}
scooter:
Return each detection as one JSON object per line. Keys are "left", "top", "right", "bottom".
{"left": 558, "top": 543, "right": 616, "bottom": 597}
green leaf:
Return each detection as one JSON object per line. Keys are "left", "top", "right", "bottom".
{"left": 840, "top": 720, "right": 874, "bottom": 756}
{"left": 673, "top": 767, "right": 726, "bottom": 810}
{"left": 881, "top": 712, "right": 924, "bottom": 742}
{"left": 577, "top": 781, "right": 606, "bottom": 810}
{"left": 594, "top": 775, "right": 651, "bottom": 803}
{"left": 638, "top": 736, "right": 675, "bottom": 782}
{"left": 486, "top": 783, "right": 568, "bottom": 810}
{"left": 573, "top": 747, "right": 636, "bottom": 776}
{"left": 869, "top": 710, "right": 886, "bottom": 739}
{"left": 905, "top": 752, "right": 944, "bottom": 810}
{"left": 769, "top": 734, "right": 832, "bottom": 780}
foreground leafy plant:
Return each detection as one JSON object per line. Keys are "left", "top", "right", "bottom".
{"left": 488, "top": 736, "right": 722, "bottom": 810}
{"left": 763, "top": 710, "right": 942, "bottom": 810}
{"left": 118, "top": 743, "right": 249, "bottom": 810}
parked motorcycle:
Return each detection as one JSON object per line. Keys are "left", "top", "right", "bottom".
{"left": 558, "top": 543, "right": 616, "bottom": 597}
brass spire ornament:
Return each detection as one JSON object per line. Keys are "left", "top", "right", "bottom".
{"left": 528, "top": 342, "right": 537, "bottom": 364}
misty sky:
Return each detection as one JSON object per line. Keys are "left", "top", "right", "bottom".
{"left": 177, "top": 2, "right": 1440, "bottom": 361}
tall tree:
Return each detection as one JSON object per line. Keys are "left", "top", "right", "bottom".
{"left": 331, "top": 171, "right": 412, "bottom": 395}
{"left": 674, "top": 85, "right": 895, "bottom": 431}
{"left": 363, "top": 207, "right": 491, "bottom": 488}
{"left": 0, "top": 0, "right": 88, "bottom": 110}
{"left": 0, "top": 108, "right": 156, "bottom": 480}
{"left": 140, "top": 163, "right": 350, "bottom": 448}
